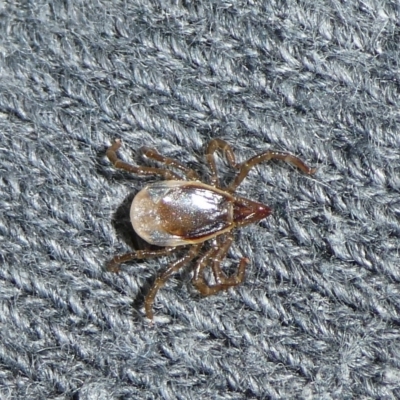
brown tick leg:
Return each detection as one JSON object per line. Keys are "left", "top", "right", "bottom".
{"left": 140, "top": 146, "right": 200, "bottom": 181}
{"left": 107, "top": 247, "right": 178, "bottom": 273}
{"left": 106, "top": 139, "right": 181, "bottom": 180}
{"left": 206, "top": 139, "right": 237, "bottom": 188}
{"left": 212, "top": 257, "right": 249, "bottom": 291}
{"left": 203, "top": 234, "right": 233, "bottom": 285}
{"left": 192, "top": 234, "right": 249, "bottom": 296}
{"left": 229, "top": 151, "right": 316, "bottom": 192}
{"left": 144, "top": 243, "right": 203, "bottom": 320}
{"left": 192, "top": 246, "right": 219, "bottom": 293}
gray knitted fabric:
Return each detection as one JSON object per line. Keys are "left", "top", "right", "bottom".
{"left": 1, "top": 1, "right": 400, "bottom": 399}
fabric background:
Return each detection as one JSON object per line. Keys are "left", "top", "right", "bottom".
{"left": 1, "top": 1, "right": 400, "bottom": 399}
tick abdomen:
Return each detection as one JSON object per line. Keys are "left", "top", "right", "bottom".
{"left": 130, "top": 180, "right": 234, "bottom": 246}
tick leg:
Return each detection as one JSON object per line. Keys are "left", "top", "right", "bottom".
{"left": 106, "top": 139, "right": 181, "bottom": 180}
{"left": 140, "top": 146, "right": 200, "bottom": 181}
{"left": 192, "top": 246, "right": 219, "bottom": 292}
{"left": 229, "top": 151, "right": 316, "bottom": 192}
{"left": 192, "top": 235, "right": 249, "bottom": 296}
{"left": 206, "top": 234, "right": 234, "bottom": 285}
{"left": 145, "top": 243, "right": 203, "bottom": 320}
{"left": 206, "top": 139, "right": 237, "bottom": 188}
{"left": 107, "top": 247, "right": 179, "bottom": 273}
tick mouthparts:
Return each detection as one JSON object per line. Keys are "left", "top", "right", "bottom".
{"left": 257, "top": 203, "right": 272, "bottom": 219}
{"left": 233, "top": 198, "right": 272, "bottom": 226}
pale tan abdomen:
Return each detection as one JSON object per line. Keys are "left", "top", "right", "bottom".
{"left": 130, "top": 181, "right": 234, "bottom": 246}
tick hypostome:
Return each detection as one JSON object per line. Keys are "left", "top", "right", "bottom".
{"left": 106, "top": 139, "right": 316, "bottom": 320}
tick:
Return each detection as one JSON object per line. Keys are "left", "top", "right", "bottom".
{"left": 106, "top": 139, "right": 316, "bottom": 320}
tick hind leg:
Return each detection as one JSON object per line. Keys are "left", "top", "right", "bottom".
{"left": 107, "top": 247, "right": 178, "bottom": 273}
{"left": 229, "top": 150, "right": 316, "bottom": 192}
{"left": 140, "top": 146, "right": 200, "bottom": 180}
{"left": 192, "top": 234, "right": 249, "bottom": 296}
{"left": 106, "top": 139, "right": 181, "bottom": 180}
{"left": 206, "top": 139, "right": 238, "bottom": 188}
{"left": 144, "top": 243, "right": 203, "bottom": 320}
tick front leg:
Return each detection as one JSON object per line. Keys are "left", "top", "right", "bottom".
{"left": 229, "top": 150, "right": 316, "bottom": 192}
{"left": 144, "top": 243, "right": 203, "bottom": 320}
{"left": 206, "top": 139, "right": 238, "bottom": 188}
{"left": 107, "top": 247, "right": 179, "bottom": 273}
{"left": 140, "top": 146, "right": 200, "bottom": 180}
{"left": 106, "top": 139, "right": 181, "bottom": 180}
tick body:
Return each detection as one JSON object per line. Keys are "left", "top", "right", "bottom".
{"left": 106, "top": 139, "right": 316, "bottom": 320}
{"left": 131, "top": 180, "right": 271, "bottom": 247}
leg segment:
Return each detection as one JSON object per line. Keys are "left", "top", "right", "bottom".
{"left": 107, "top": 247, "right": 179, "bottom": 273}
{"left": 106, "top": 139, "right": 181, "bottom": 180}
{"left": 206, "top": 139, "right": 237, "bottom": 188}
{"left": 192, "top": 246, "right": 219, "bottom": 292}
{"left": 140, "top": 146, "right": 199, "bottom": 180}
{"left": 144, "top": 243, "right": 203, "bottom": 320}
{"left": 208, "top": 235, "right": 234, "bottom": 285}
{"left": 228, "top": 151, "right": 316, "bottom": 192}
{"left": 192, "top": 234, "right": 249, "bottom": 296}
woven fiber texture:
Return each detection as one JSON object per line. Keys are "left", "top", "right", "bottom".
{"left": 1, "top": 1, "right": 400, "bottom": 399}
